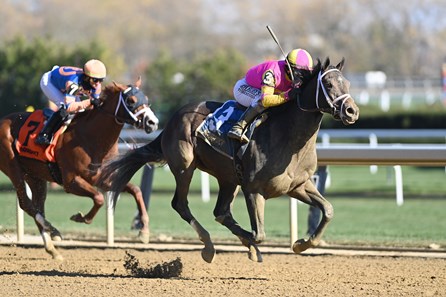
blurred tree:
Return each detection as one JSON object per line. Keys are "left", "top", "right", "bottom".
{"left": 1, "top": 0, "right": 446, "bottom": 86}
{"left": 144, "top": 47, "right": 247, "bottom": 125}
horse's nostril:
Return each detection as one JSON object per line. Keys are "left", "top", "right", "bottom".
{"left": 346, "top": 107, "right": 356, "bottom": 116}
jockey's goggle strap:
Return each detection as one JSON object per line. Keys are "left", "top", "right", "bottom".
{"left": 315, "top": 69, "right": 351, "bottom": 113}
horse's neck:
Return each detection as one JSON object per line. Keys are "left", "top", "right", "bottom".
{"left": 289, "top": 109, "right": 322, "bottom": 146}
{"left": 271, "top": 101, "right": 322, "bottom": 142}
{"left": 70, "top": 111, "right": 122, "bottom": 150}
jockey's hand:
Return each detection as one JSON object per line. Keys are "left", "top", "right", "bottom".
{"left": 292, "top": 77, "right": 303, "bottom": 89}
{"left": 90, "top": 97, "right": 101, "bottom": 108}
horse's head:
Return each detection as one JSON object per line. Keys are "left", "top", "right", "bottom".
{"left": 107, "top": 77, "right": 159, "bottom": 133}
{"left": 296, "top": 58, "right": 360, "bottom": 125}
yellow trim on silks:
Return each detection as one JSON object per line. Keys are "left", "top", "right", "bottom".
{"left": 261, "top": 85, "right": 288, "bottom": 107}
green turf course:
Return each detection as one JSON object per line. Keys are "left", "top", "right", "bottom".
{"left": 0, "top": 165, "right": 445, "bottom": 248}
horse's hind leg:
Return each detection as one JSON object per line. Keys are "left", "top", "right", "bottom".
{"left": 123, "top": 182, "right": 150, "bottom": 244}
{"left": 23, "top": 176, "right": 63, "bottom": 261}
{"left": 170, "top": 167, "right": 215, "bottom": 263}
{"left": 292, "top": 179, "right": 333, "bottom": 254}
{"left": 213, "top": 182, "right": 263, "bottom": 262}
{"left": 25, "top": 176, "right": 63, "bottom": 241}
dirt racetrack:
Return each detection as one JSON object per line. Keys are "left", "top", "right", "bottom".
{"left": 0, "top": 242, "right": 445, "bottom": 297}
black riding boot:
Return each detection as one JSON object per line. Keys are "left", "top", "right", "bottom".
{"left": 35, "top": 107, "right": 68, "bottom": 146}
{"left": 227, "top": 105, "right": 263, "bottom": 144}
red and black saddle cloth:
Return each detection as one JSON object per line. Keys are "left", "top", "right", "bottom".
{"left": 15, "top": 110, "right": 64, "bottom": 163}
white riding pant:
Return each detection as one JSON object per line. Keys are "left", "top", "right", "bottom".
{"left": 40, "top": 66, "right": 66, "bottom": 107}
{"left": 233, "top": 78, "right": 262, "bottom": 108}
{"left": 40, "top": 66, "right": 81, "bottom": 108}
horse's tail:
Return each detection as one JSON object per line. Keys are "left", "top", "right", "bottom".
{"left": 99, "top": 133, "right": 165, "bottom": 208}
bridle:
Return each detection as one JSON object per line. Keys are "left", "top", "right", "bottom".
{"left": 113, "top": 86, "right": 152, "bottom": 125}
{"left": 315, "top": 68, "right": 352, "bottom": 116}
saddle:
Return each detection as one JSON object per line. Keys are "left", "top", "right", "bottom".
{"left": 15, "top": 109, "right": 65, "bottom": 163}
{"left": 196, "top": 100, "right": 267, "bottom": 159}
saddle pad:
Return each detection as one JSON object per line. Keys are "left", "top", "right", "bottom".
{"left": 15, "top": 110, "right": 64, "bottom": 163}
{"left": 196, "top": 100, "right": 245, "bottom": 158}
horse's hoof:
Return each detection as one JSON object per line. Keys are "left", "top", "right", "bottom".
{"left": 248, "top": 245, "right": 263, "bottom": 263}
{"left": 292, "top": 238, "right": 311, "bottom": 254}
{"left": 53, "top": 253, "right": 64, "bottom": 261}
{"left": 138, "top": 230, "right": 150, "bottom": 244}
{"left": 52, "top": 253, "right": 64, "bottom": 261}
{"left": 201, "top": 246, "right": 216, "bottom": 263}
{"left": 50, "top": 229, "right": 63, "bottom": 241}
{"left": 70, "top": 212, "right": 84, "bottom": 223}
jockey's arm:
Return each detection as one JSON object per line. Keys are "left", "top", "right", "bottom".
{"left": 63, "top": 82, "right": 94, "bottom": 113}
{"left": 259, "top": 69, "right": 291, "bottom": 108}
{"left": 260, "top": 85, "right": 290, "bottom": 108}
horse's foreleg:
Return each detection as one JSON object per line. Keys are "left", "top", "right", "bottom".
{"left": 123, "top": 183, "right": 149, "bottom": 244}
{"left": 244, "top": 192, "right": 266, "bottom": 243}
{"left": 65, "top": 176, "right": 104, "bottom": 224}
{"left": 292, "top": 180, "right": 333, "bottom": 254}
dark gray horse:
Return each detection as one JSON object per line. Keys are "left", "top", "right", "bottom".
{"left": 100, "top": 58, "right": 359, "bottom": 263}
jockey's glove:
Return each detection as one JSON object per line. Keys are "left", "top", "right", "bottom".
{"left": 90, "top": 97, "right": 101, "bottom": 108}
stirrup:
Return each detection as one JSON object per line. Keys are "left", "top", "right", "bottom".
{"left": 35, "top": 134, "right": 52, "bottom": 146}
{"left": 228, "top": 128, "right": 249, "bottom": 144}
{"left": 227, "top": 127, "right": 243, "bottom": 140}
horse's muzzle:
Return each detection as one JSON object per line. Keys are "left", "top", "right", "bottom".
{"left": 340, "top": 98, "right": 360, "bottom": 125}
{"left": 143, "top": 115, "right": 158, "bottom": 134}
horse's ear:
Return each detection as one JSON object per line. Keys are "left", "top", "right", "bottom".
{"left": 135, "top": 76, "right": 142, "bottom": 89}
{"left": 112, "top": 81, "right": 126, "bottom": 91}
{"left": 336, "top": 58, "right": 345, "bottom": 71}
{"left": 323, "top": 57, "right": 330, "bottom": 70}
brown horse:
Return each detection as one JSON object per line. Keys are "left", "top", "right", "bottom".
{"left": 100, "top": 58, "right": 360, "bottom": 263}
{"left": 0, "top": 77, "right": 159, "bottom": 260}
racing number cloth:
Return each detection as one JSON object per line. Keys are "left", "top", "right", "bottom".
{"left": 15, "top": 110, "right": 61, "bottom": 163}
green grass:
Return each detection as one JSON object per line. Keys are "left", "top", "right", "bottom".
{"left": 0, "top": 165, "right": 445, "bottom": 248}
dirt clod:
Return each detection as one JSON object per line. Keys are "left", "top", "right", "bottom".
{"left": 123, "top": 250, "right": 183, "bottom": 278}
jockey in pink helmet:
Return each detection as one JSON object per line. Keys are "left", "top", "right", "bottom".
{"left": 228, "top": 48, "right": 313, "bottom": 143}
{"left": 36, "top": 59, "right": 107, "bottom": 145}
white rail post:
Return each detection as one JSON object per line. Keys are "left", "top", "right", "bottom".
{"left": 106, "top": 192, "right": 115, "bottom": 246}
{"left": 289, "top": 198, "right": 298, "bottom": 249}
{"left": 369, "top": 133, "right": 378, "bottom": 174}
{"left": 16, "top": 198, "right": 24, "bottom": 243}
{"left": 394, "top": 166, "right": 404, "bottom": 206}
{"left": 201, "top": 171, "right": 210, "bottom": 202}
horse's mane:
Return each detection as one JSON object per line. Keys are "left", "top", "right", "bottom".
{"left": 101, "top": 83, "right": 119, "bottom": 99}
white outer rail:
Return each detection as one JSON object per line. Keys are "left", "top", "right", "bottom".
{"left": 14, "top": 130, "right": 446, "bottom": 246}
{"left": 288, "top": 143, "right": 446, "bottom": 247}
